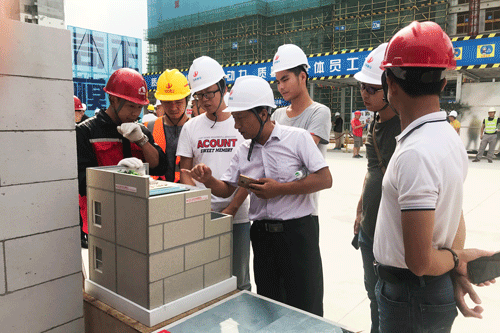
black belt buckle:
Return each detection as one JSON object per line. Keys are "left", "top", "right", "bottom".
{"left": 265, "top": 223, "right": 284, "bottom": 233}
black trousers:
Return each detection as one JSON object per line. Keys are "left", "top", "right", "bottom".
{"left": 251, "top": 214, "right": 324, "bottom": 316}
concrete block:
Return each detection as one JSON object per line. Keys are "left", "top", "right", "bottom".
{"left": 0, "top": 243, "right": 4, "bottom": 294}
{"left": 116, "top": 246, "right": 148, "bottom": 309}
{"left": 149, "top": 224, "right": 163, "bottom": 254}
{"left": 205, "top": 212, "right": 232, "bottom": 238}
{"left": 88, "top": 236, "right": 116, "bottom": 292}
{"left": 149, "top": 280, "right": 163, "bottom": 309}
{"left": 164, "top": 216, "right": 204, "bottom": 250}
{"left": 0, "top": 180, "right": 78, "bottom": 241}
{"left": 114, "top": 173, "right": 149, "bottom": 198}
{"left": 149, "top": 192, "right": 185, "bottom": 225}
{"left": 185, "top": 189, "right": 211, "bottom": 218}
{"left": 5, "top": 227, "right": 81, "bottom": 292}
{"left": 164, "top": 267, "right": 203, "bottom": 304}
{"left": 0, "top": 273, "right": 83, "bottom": 332}
{"left": 204, "top": 257, "right": 231, "bottom": 288}
{"left": 44, "top": 318, "right": 84, "bottom": 333}
{"left": 87, "top": 168, "right": 115, "bottom": 192}
{"left": 0, "top": 76, "right": 74, "bottom": 131}
{"left": 115, "top": 194, "right": 148, "bottom": 254}
{"left": 185, "top": 237, "right": 219, "bottom": 270}
{"left": 149, "top": 247, "right": 184, "bottom": 282}
{"left": 0, "top": 131, "right": 77, "bottom": 186}
{"left": 0, "top": 20, "right": 72, "bottom": 80}
{"left": 87, "top": 188, "right": 115, "bottom": 243}
{"left": 220, "top": 232, "right": 232, "bottom": 258}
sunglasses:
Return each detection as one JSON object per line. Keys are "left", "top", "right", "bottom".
{"left": 359, "top": 83, "right": 383, "bottom": 95}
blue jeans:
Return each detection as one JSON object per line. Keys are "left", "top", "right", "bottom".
{"left": 375, "top": 272, "right": 458, "bottom": 333}
{"left": 359, "top": 229, "right": 379, "bottom": 333}
{"left": 233, "top": 222, "right": 251, "bottom": 291}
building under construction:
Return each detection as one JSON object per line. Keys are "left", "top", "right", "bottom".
{"left": 146, "top": 0, "right": 500, "bottom": 116}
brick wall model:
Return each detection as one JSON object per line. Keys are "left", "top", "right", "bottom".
{"left": 87, "top": 168, "right": 233, "bottom": 310}
{"left": 0, "top": 20, "right": 84, "bottom": 332}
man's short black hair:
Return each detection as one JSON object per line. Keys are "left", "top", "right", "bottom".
{"left": 287, "top": 65, "right": 309, "bottom": 83}
{"left": 387, "top": 67, "right": 445, "bottom": 97}
{"left": 217, "top": 78, "right": 226, "bottom": 94}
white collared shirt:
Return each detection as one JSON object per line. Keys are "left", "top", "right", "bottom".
{"left": 220, "top": 123, "right": 328, "bottom": 221}
{"left": 373, "top": 111, "right": 468, "bottom": 268}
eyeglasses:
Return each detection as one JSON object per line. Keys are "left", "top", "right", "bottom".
{"left": 193, "top": 88, "right": 220, "bottom": 101}
{"left": 359, "top": 83, "right": 383, "bottom": 95}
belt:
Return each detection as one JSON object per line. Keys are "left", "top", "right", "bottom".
{"left": 373, "top": 262, "right": 437, "bottom": 286}
{"left": 253, "top": 215, "right": 312, "bottom": 233}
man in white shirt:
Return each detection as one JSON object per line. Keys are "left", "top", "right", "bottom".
{"left": 177, "top": 56, "right": 251, "bottom": 291}
{"left": 373, "top": 21, "right": 494, "bottom": 332}
{"left": 182, "top": 76, "right": 332, "bottom": 316}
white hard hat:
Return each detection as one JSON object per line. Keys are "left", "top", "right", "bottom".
{"left": 223, "top": 92, "right": 229, "bottom": 106}
{"left": 188, "top": 56, "right": 226, "bottom": 94}
{"left": 155, "top": 99, "right": 161, "bottom": 107}
{"left": 224, "top": 76, "right": 276, "bottom": 113}
{"left": 270, "top": 44, "right": 310, "bottom": 75}
{"left": 354, "top": 43, "right": 388, "bottom": 85}
{"left": 489, "top": 107, "right": 496, "bottom": 112}
{"left": 449, "top": 110, "right": 457, "bottom": 118}
{"left": 94, "top": 108, "right": 100, "bottom": 115}
{"left": 335, "top": 112, "right": 340, "bottom": 116}
{"left": 82, "top": 103, "right": 87, "bottom": 111}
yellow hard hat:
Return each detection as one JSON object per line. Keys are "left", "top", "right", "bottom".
{"left": 155, "top": 69, "right": 191, "bottom": 101}
{"left": 147, "top": 104, "right": 154, "bottom": 111}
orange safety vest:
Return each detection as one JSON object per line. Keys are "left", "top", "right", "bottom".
{"left": 145, "top": 117, "right": 181, "bottom": 182}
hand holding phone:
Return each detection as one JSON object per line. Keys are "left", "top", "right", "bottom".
{"left": 467, "top": 252, "right": 500, "bottom": 284}
{"left": 238, "top": 175, "right": 261, "bottom": 189}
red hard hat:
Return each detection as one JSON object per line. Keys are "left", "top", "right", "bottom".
{"left": 74, "top": 96, "right": 84, "bottom": 111}
{"left": 381, "top": 21, "right": 456, "bottom": 70}
{"left": 103, "top": 68, "right": 149, "bottom": 105}
{"left": 354, "top": 111, "right": 362, "bottom": 115}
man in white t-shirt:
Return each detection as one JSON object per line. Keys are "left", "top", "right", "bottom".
{"left": 373, "top": 21, "right": 494, "bottom": 333}
{"left": 270, "top": 44, "right": 332, "bottom": 222}
{"left": 177, "top": 56, "right": 251, "bottom": 291}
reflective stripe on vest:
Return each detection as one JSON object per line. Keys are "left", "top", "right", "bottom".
{"left": 148, "top": 117, "right": 180, "bottom": 182}
{"left": 485, "top": 118, "right": 498, "bottom": 134}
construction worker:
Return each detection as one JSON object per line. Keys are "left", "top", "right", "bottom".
{"left": 473, "top": 107, "right": 498, "bottom": 163}
{"left": 270, "top": 43, "right": 331, "bottom": 226}
{"left": 448, "top": 110, "right": 460, "bottom": 134}
{"left": 144, "top": 69, "right": 190, "bottom": 182}
{"left": 177, "top": 56, "right": 251, "bottom": 291}
{"left": 352, "top": 43, "right": 401, "bottom": 333}
{"left": 74, "top": 95, "right": 89, "bottom": 124}
{"left": 373, "top": 21, "right": 494, "bottom": 332}
{"left": 351, "top": 110, "right": 364, "bottom": 158}
{"left": 182, "top": 75, "right": 332, "bottom": 316}
{"left": 76, "top": 68, "right": 168, "bottom": 248}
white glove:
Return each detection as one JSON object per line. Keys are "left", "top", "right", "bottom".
{"left": 117, "top": 123, "right": 144, "bottom": 142}
{"left": 118, "top": 157, "right": 144, "bottom": 169}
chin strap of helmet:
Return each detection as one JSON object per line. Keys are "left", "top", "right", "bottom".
{"left": 210, "top": 81, "right": 225, "bottom": 129}
{"left": 247, "top": 107, "right": 270, "bottom": 161}
{"left": 112, "top": 98, "right": 127, "bottom": 125}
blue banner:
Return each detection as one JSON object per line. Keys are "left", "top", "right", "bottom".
{"left": 453, "top": 36, "right": 500, "bottom": 66}
{"left": 73, "top": 77, "right": 107, "bottom": 117}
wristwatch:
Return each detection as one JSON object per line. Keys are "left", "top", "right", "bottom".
{"left": 135, "top": 135, "right": 149, "bottom": 147}
{"left": 442, "top": 247, "right": 459, "bottom": 269}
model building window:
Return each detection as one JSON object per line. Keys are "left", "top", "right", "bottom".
{"left": 94, "top": 201, "right": 102, "bottom": 227}
{"left": 95, "top": 247, "right": 103, "bottom": 272}
{"left": 456, "top": 12, "right": 470, "bottom": 34}
{"left": 485, "top": 8, "right": 500, "bottom": 31}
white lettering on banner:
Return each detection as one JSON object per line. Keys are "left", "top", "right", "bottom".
{"left": 314, "top": 61, "right": 325, "bottom": 74}
{"left": 258, "top": 67, "right": 267, "bottom": 78}
{"left": 347, "top": 57, "right": 359, "bottom": 71}
{"left": 330, "top": 59, "right": 341, "bottom": 72}
{"left": 151, "top": 77, "right": 158, "bottom": 88}
{"left": 227, "top": 71, "right": 235, "bottom": 82}
{"left": 186, "top": 195, "right": 209, "bottom": 204}
{"left": 115, "top": 184, "right": 137, "bottom": 193}
{"left": 239, "top": 69, "right": 247, "bottom": 77}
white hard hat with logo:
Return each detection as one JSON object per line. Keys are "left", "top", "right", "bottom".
{"left": 270, "top": 44, "right": 310, "bottom": 75}
{"left": 354, "top": 43, "right": 388, "bottom": 85}
{"left": 225, "top": 76, "right": 276, "bottom": 112}
{"left": 188, "top": 56, "right": 226, "bottom": 93}
{"left": 449, "top": 110, "right": 458, "bottom": 118}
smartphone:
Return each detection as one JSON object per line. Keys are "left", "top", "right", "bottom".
{"left": 238, "top": 175, "right": 260, "bottom": 189}
{"left": 467, "top": 252, "right": 500, "bottom": 284}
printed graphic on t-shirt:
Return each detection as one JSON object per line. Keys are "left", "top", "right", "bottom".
{"left": 196, "top": 137, "right": 240, "bottom": 153}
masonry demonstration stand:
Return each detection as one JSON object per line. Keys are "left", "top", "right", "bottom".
{"left": 84, "top": 166, "right": 236, "bottom": 328}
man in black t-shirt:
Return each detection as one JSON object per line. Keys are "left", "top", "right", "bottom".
{"left": 333, "top": 112, "right": 344, "bottom": 150}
